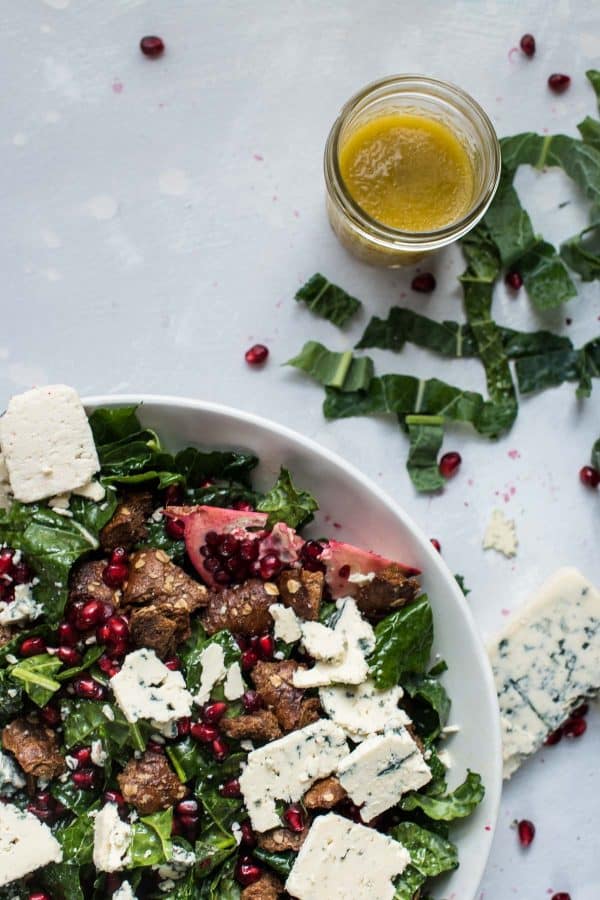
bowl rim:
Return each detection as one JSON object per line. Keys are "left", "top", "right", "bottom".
{"left": 84, "top": 392, "right": 502, "bottom": 891}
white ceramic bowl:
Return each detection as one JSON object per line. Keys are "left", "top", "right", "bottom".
{"left": 85, "top": 394, "right": 502, "bottom": 899}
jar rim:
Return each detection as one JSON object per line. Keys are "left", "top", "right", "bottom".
{"left": 324, "top": 74, "right": 501, "bottom": 251}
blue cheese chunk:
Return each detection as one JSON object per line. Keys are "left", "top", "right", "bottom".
{"left": 0, "top": 385, "right": 100, "bottom": 503}
{"left": 194, "top": 643, "right": 227, "bottom": 705}
{"left": 0, "top": 750, "right": 25, "bottom": 796}
{"left": 292, "top": 599, "right": 375, "bottom": 689}
{"left": 337, "top": 728, "right": 431, "bottom": 821}
{"left": 285, "top": 812, "right": 410, "bottom": 900}
{"left": 224, "top": 662, "right": 245, "bottom": 700}
{"left": 112, "top": 882, "right": 137, "bottom": 900}
{"left": 93, "top": 803, "right": 132, "bottom": 872}
{"left": 111, "top": 648, "right": 193, "bottom": 727}
{"left": 483, "top": 509, "right": 518, "bottom": 558}
{"left": 300, "top": 620, "right": 346, "bottom": 662}
{"left": 489, "top": 567, "right": 600, "bottom": 778}
{"left": 269, "top": 604, "right": 302, "bottom": 643}
{"left": 0, "top": 583, "right": 43, "bottom": 626}
{"left": 239, "top": 720, "right": 348, "bottom": 832}
{"left": 319, "top": 679, "right": 409, "bottom": 741}
{"left": 0, "top": 802, "right": 63, "bottom": 886}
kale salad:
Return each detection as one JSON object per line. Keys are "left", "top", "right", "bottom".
{"left": 0, "top": 386, "right": 483, "bottom": 900}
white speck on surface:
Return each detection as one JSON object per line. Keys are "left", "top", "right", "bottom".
{"left": 12, "top": 133, "right": 28, "bottom": 147}
{"left": 43, "top": 0, "right": 70, "bottom": 9}
{"left": 483, "top": 509, "right": 518, "bottom": 558}
{"left": 87, "top": 195, "right": 118, "bottom": 221}
{"left": 158, "top": 169, "right": 190, "bottom": 196}
{"left": 44, "top": 111, "right": 61, "bottom": 124}
{"left": 42, "top": 267, "right": 62, "bottom": 281}
{"left": 41, "top": 230, "right": 61, "bottom": 249}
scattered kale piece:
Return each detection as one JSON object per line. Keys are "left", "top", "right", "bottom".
{"left": 454, "top": 574, "right": 470, "bottom": 597}
{"left": 295, "top": 273, "right": 362, "bottom": 326}
{"left": 592, "top": 435, "right": 600, "bottom": 470}
{"left": 287, "top": 340, "right": 374, "bottom": 391}
{"left": 405, "top": 415, "right": 445, "bottom": 493}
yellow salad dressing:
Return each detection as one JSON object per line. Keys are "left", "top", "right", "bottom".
{"left": 339, "top": 112, "right": 475, "bottom": 232}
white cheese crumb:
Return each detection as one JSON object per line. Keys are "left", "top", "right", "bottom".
{"left": 300, "top": 620, "right": 346, "bottom": 663}
{"left": 269, "top": 603, "right": 302, "bottom": 643}
{"left": 72, "top": 480, "right": 106, "bottom": 502}
{"left": 112, "top": 881, "right": 137, "bottom": 900}
{"left": 194, "top": 643, "right": 227, "bottom": 705}
{"left": 0, "top": 583, "right": 43, "bottom": 626}
{"left": 91, "top": 739, "right": 108, "bottom": 767}
{"left": 437, "top": 749, "right": 452, "bottom": 769}
{"left": 102, "top": 704, "right": 115, "bottom": 721}
{"left": 223, "top": 662, "right": 245, "bottom": 701}
{"left": 0, "top": 802, "right": 63, "bottom": 886}
{"left": 348, "top": 571, "right": 376, "bottom": 585}
{"left": 93, "top": 803, "right": 132, "bottom": 872}
{"left": 483, "top": 509, "right": 518, "bottom": 558}
{"left": 0, "top": 750, "right": 25, "bottom": 795}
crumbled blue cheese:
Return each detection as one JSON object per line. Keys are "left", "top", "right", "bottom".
{"left": 72, "top": 479, "right": 106, "bottom": 502}
{"left": 93, "top": 803, "right": 132, "bottom": 872}
{"left": 156, "top": 843, "right": 196, "bottom": 881}
{"left": 319, "top": 680, "right": 409, "bottom": 741}
{"left": 0, "top": 455, "right": 12, "bottom": 510}
{"left": 0, "top": 385, "right": 100, "bottom": 503}
{"left": 111, "top": 648, "right": 193, "bottom": 728}
{"left": 223, "top": 662, "right": 245, "bottom": 700}
{"left": 348, "top": 571, "right": 376, "bottom": 585}
{"left": 0, "top": 802, "right": 63, "bottom": 886}
{"left": 489, "top": 567, "right": 600, "bottom": 778}
{"left": 194, "top": 643, "right": 227, "bottom": 705}
{"left": 0, "top": 750, "right": 25, "bottom": 795}
{"left": 337, "top": 728, "right": 431, "bottom": 821}
{"left": 300, "top": 620, "right": 346, "bottom": 662}
{"left": 269, "top": 603, "right": 302, "bottom": 643}
{"left": 483, "top": 509, "right": 518, "bottom": 558}
{"left": 0, "top": 582, "right": 43, "bottom": 626}
{"left": 239, "top": 720, "right": 348, "bottom": 832}
{"left": 292, "top": 598, "right": 375, "bottom": 688}
{"left": 112, "top": 881, "right": 137, "bottom": 900}
{"left": 285, "top": 812, "right": 410, "bottom": 900}
{"left": 91, "top": 739, "right": 108, "bottom": 767}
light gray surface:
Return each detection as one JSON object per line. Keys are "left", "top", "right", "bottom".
{"left": 2, "top": 1, "right": 600, "bottom": 897}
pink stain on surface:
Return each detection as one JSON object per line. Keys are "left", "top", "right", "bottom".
{"left": 508, "top": 46, "right": 519, "bottom": 62}
{"left": 112, "top": 80, "right": 124, "bottom": 94}
{"left": 508, "top": 449, "right": 521, "bottom": 460}
{"left": 501, "top": 608, "right": 511, "bottom": 616}
{"left": 467, "top": 478, "right": 474, "bottom": 486}
{"left": 253, "top": 153, "right": 264, "bottom": 161}
{"left": 485, "top": 825, "right": 492, "bottom": 831}
{"left": 293, "top": 209, "right": 300, "bottom": 218}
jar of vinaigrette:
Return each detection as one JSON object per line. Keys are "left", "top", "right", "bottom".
{"left": 324, "top": 75, "right": 500, "bottom": 267}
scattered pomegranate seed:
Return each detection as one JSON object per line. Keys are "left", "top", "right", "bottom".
{"left": 202, "top": 701, "right": 228, "bottom": 724}
{"left": 76, "top": 600, "right": 105, "bottom": 630}
{"left": 164, "top": 656, "right": 181, "bottom": 671}
{"left": 140, "top": 35, "right": 165, "bottom": 57}
{"left": 505, "top": 270, "right": 523, "bottom": 290}
{"left": 190, "top": 722, "right": 219, "bottom": 743}
{"left": 103, "top": 789, "right": 126, "bottom": 809}
{"left": 563, "top": 717, "right": 587, "bottom": 738}
{"left": 39, "top": 705, "right": 61, "bottom": 727}
{"left": 220, "top": 777, "right": 241, "bottom": 798}
{"left": 98, "top": 654, "right": 120, "bottom": 678}
{"left": 147, "top": 740, "right": 165, "bottom": 755}
{"left": 165, "top": 517, "right": 186, "bottom": 541}
{"left": 177, "top": 717, "right": 191, "bottom": 738}
{"left": 517, "top": 819, "right": 535, "bottom": 847}
{"left": 164, "top": 484, "right": 184, "bottom": 506}
{"left": 20, "top": 636, "right": 46, "bottom": 657}
{"left": 257, "top": 634, "right": 275, "bottom": 660}
{"left": 0, "top": 549, "right": 14, "bottom": 575}
{"left": 212, "top": 737, "right": 230, "bottom": 761}
{"left": 240, "top": 820, "right": 256, "bottom": 848}
{"left": 57, "top": 646, "right": 81, "bottom": 667}
{"left": 580, "top": 465, "right": 600, "bottom": 488}
{"left": 103, "top": 562, "right": 129, "bottom": 589}
{"left": 72, "top": 768, "right": 96, "bottom": 790}
{"left": 411, "top": 272, "right": 436, "bottom": 293}
{"left": 57, "top": 622, "right": 78, "bottom": 647}
{"left": 430, "top": 538, "right": 442, "bottom": 553}
{"left": 439, "top": 451, "right": 462, "bottom": 479}
{"left": 241, "top": 649, "right": 258, "bottom": 672}
{"left": 235, "top": 856, "right": 263, "bottom": 887}
{"left": 245, "top": 344, "right": 269, "bottom": 366}
{"left": 284, "top": 804, "right": 305, "bottom": 833}
{"left": 242, "top": 690, "right": 263, "bottom": 713}
{"left": 176, "top": 798, "right": 198, "bottom": 817}
{"left": 12, "top": 561, "right": 31, "bottom": 584}
{"left": 544, "top": 727, "right": 563, "bottom": 746}
{"left": 519, "top": 33, "right": 536, "bottom": 56}
{"left": 28, "top": 892, "right": 51, "bottom": 900}
{"left": 551, "top": 894, "right": 571, "bottom": 900}
{"left": 548, "top": 73, "right": 571, "bottom": 94}
{"left": 233, "top": 500, "right": 254, "bottom": 512}
{"left": 571, "top": 702, "right": 589, "bottom": 718}
{"left": 26, "top": 804, "right": 54, "bottom": 824}
{"left": 301, "top": 539, "right": 326, "bottom": 572}
{"left": 338, "top": 564, "right": 351, "bottom": 580}
{"left": 106, "top": 615, "right": 129, "bottom": 641}
{"left": 73, "top": 675, "right": 105, "bottom": 701}
{"left": 259, "top": 553, "right": 281, "bottom": 580}
{"left": 72, "top": 746, "right": 92, "bottom": 767}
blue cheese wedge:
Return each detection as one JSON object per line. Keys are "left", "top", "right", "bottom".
{"left": 0, "top": 582, "right": 43, "bottom": 626}
{"left": 194, "top": 643, "right": 227, "bottom": 704}
{"left": 337, "top": 728, "right": 431, "bottom": 821}
{"left": 111, "top": 648, "right": 193, "bottom": 729}
{"left": 285, "top": 812, "right": 410, "bottom": 900}
{"left": 489, "top": 567, "right": 600, "bottom": 778}
{"left": 269, "top": 603, "right": 302, "bottom": 643}
{"left": 0, "top": 802, "right": 63, "bottom": 886}
{"left": 0, "top": 385, "right": 100, "bottom": 503}
{"left": 112, "top": 881, "right": 137, "bottom": 900}
{"left": 300, "top": 620, "right": 346, "bottom": 662}
{"left": 319, "top": 680, "right": 409, "bottom": 741}
{"left": 239, "top": 720, "right": 348, "bottom": 832}
{"left": 93, "top": 803, "right": 132, "bottom": 872}
{"left": 223, "top": 662, "right": 245, "bottom": 700}
{"left": 292, "top": 599, "right": 375, "bottom": 689}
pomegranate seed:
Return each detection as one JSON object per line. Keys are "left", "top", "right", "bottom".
{"left": 284, "top": 804, "right": 305, "bottom": 833}
{"left": 439, "top": 451, "right": 462, "bottom": 479}
{"left": 12, "top": 562, "right": 31, "bottom": 584}
{"left": 98, "top": 654, "right": 119, "bottom": 676}
{"left": 103, "top": 562, "right": 128, "bottom": 589}
{"left": 106, "top": 615, "right": 129, "bottom": 641}
{"left": 213, "top": 569, "right": 230, "bottom": 585}
{"left": 242, "top": 690, "right": 263, "bottom": 713}
{"left": 241, "top": 649, "right": 258, "bottom": 671}
{"left": 430, "top": 538, "right": 442, "bottom": 553}
{"left": 110, "top": 547, "right": 128, "bottom": 564}
{"left": 72, "top": 768, "right": 96, "bottom": 790}
{"left": 212, "top": 737, "right": 230, "bottom": 761}
{"left": 564, "top": 717, "right": 587, "bottom": 738}
{"left": 548, "top": 73, "right": 571, "bottom": 93}
{"left": 176, "top": 799, "right": 198, "bottom": 816}
{"left": 517, "top": 819, "right": 535, "bottom": 847}
{"left": 205, "top": 531, "right": 220, "bottom": 547}
{"left": 177, "top": 717, "right": 191, "bottom": 737}
{"left": 248, "top": 559, "right": 262, "bottom": 577}
{"left": 190, "top": 722, "right": 218, "bottom": 743}
{"left": 303, "top": 539, "right": 324, "bottom": 560}
{"left": 140, "top": 35, "right": 165, "bottom": 57}
{"left": 240, "top": 820, "right": 256, "bottom": 848}
{"left": 179, "top": 814, "right": 199, "bottom": 834}
{"left": 72, "top": 746, "right": 92, "bottom": 767}
{"left": 147, "top": 740, "right": 165, "bottom": 754}
{"left": 164, "top": 656, "right": 181, "bottom": 671}
{"left": 235, "top": 635, "right": 249, "bottom": 650}
{"left": 34, "top": 791, "right": 52, "bottom": 809}
{"left": 219, "top": 535, "right": 240, "bottom": 557}
{"left": 203, "top": 555, "right": 221, "bottom": 574}
{"left": 27, "top": 805, "right": 54, "bottom": 824}
{"left": 202, "top": 701, "right": 228, "bottom": 724}
{"left": 164, "top": 484, "right": 184, "bottom": 506}
{"left": 235, "top": 856, "right": 262, "bottom": 887}
{"left": 20, "top": 636, "right": 46, "bottom": 657}
{"left": 0, "top": 549, "right": 14, "bottom": 575}
{"left": 233, "top": 500, "right": 254, "bottom": 511}
{"left": 580, "top": 465, "right": 600, "bottom": 488}
{"left": 227, "top": 557, "right": 249, "bottom": 581}
{"left": 57, "top": 622, "right": 78, "bottom": 647}
{"left": 338, "top": 564, "right": 351, "bottom": 580}
{"left": 505, "top": 271, "right": 523, "bottom": 291}
{"left": 57, "top": 646, "right": 82, "bottom": 667}
{"left": 239, "top": 539, "right": 259, "bottom": 561}
{"left": 545, "top": 727, "right": 563, "bottom": 745}
{"left": 77, "top": 600, "right": 105, "bottom": 630}
{"left": 571, "top": 702, "right": 589, "bottom": 718}
{"left": 29, "top": 893, "right": 51, "bottom": 900}
{"left": 245, "top": 344, "right": 269, "bottom": 366}
{"left": 551, "top": 894, "right": 571, "bottom": 900}
{"left": 220, "top": 777, "right": 241, "bottom": 798}
{"left": 39, "top": 705, "right": 61, "bottom": 727}
{"left": 165, "top": 517, "right": 186, "bottom": 541}
{"left": 257, "top": 634, "right": 275, "bottom": 660}
{"left": 66, "top": 600, "right": 84, "bottom": 626}
{"left": 104, "top": 789, "right": 125, "bottom": 808}
{"left": 411, "top": 272, "right": 436, "bottom": 293}
{"left": 73, "top": 675, "right": 105, "bottom": 700}
{"left": 519, "top": 33, "right": 536, "bottom": 56}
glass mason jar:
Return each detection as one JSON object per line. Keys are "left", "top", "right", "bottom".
{"left": 324, "top": 75, "right": 501, "bottom": 267}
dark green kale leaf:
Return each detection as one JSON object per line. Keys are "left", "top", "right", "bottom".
{"left": 561, "top": 223, "right": 600, "bottom": 281}
{"left": 257, "top": 467, "right": 318, "bottom": 529}
{"left": 179, "top": 624, "right": 241, "bottom": 697}
{"left": 295, "top": 273, "right": 362, "bottom": 327}
{"left": 368, "top": 595, "right": 433, "bottom": 689}
{"left": 56, "top": 802, "right": 99, "bottom": 866}
{"left": 197, "top": 857, "right": 241, "bottom": 898}
{"left": 174, "top": 448, "right": 258, "bottom": 488}
{"left": 454, "top": 574, "right": 470, "bottom": 597}
{"left": 61, "top": 699, "right": 148, "bottom": 759}
{"left": 392, "top": 864, "right": 427, "bottom": 900}
{"left": 401, "top": 771, "right": 485, "bottom": 821}
{"left": 592, "top": 435, "right": 600, "bottom": 470}
{"left": 405, "top": 415, "right": 445, "bottom": 493}
{"left": 356, "top": 308, "right": 479, "bottom": 357}
{"left": 0, "top": 669, "right": 22, "bottom": 725}
{"left": 287, "top": 341, "right": 374, "bottom": 391}
{"left": 9, "top": 653, "right": 62, "bottom": 707}
{"left": 254, "top": 848, "right": 296, "bottom": 877}
{"left": 391, "top": 822, "right": 459, "bottom": 877}
{"left": 402, "top": 672, "right": 451, "bottom": 740}
{"left": 130, "top": 809, "right": 173, "bottom": 868}
{"left": 39, "top": 863, "right": 85, "bottom": 900}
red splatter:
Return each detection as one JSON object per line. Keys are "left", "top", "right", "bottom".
{"left": 333, "top": 522, "right": 342, "bottom": 530}
{"left": 501, "top": 608, "right": 511, "bottom": 616}
{"left": 467, "top": 478, "right": 474, "bottom": 486}
{"left": 508, "top": 46, "right": 519, "bottom": 62}
{"left": 272, "top": 195, "right": 278, "bottom": 202}
{"left": 112, "top": 80, "right": 124, "bottom": 94}
{"left": 253, "top": 153, "right": 264, "bottom": 161}
{"left": 508, "top": 449, "right": 521, "bottom": 460}
{"left": 293, "top": 210, "right": 300, "bottom": 218}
